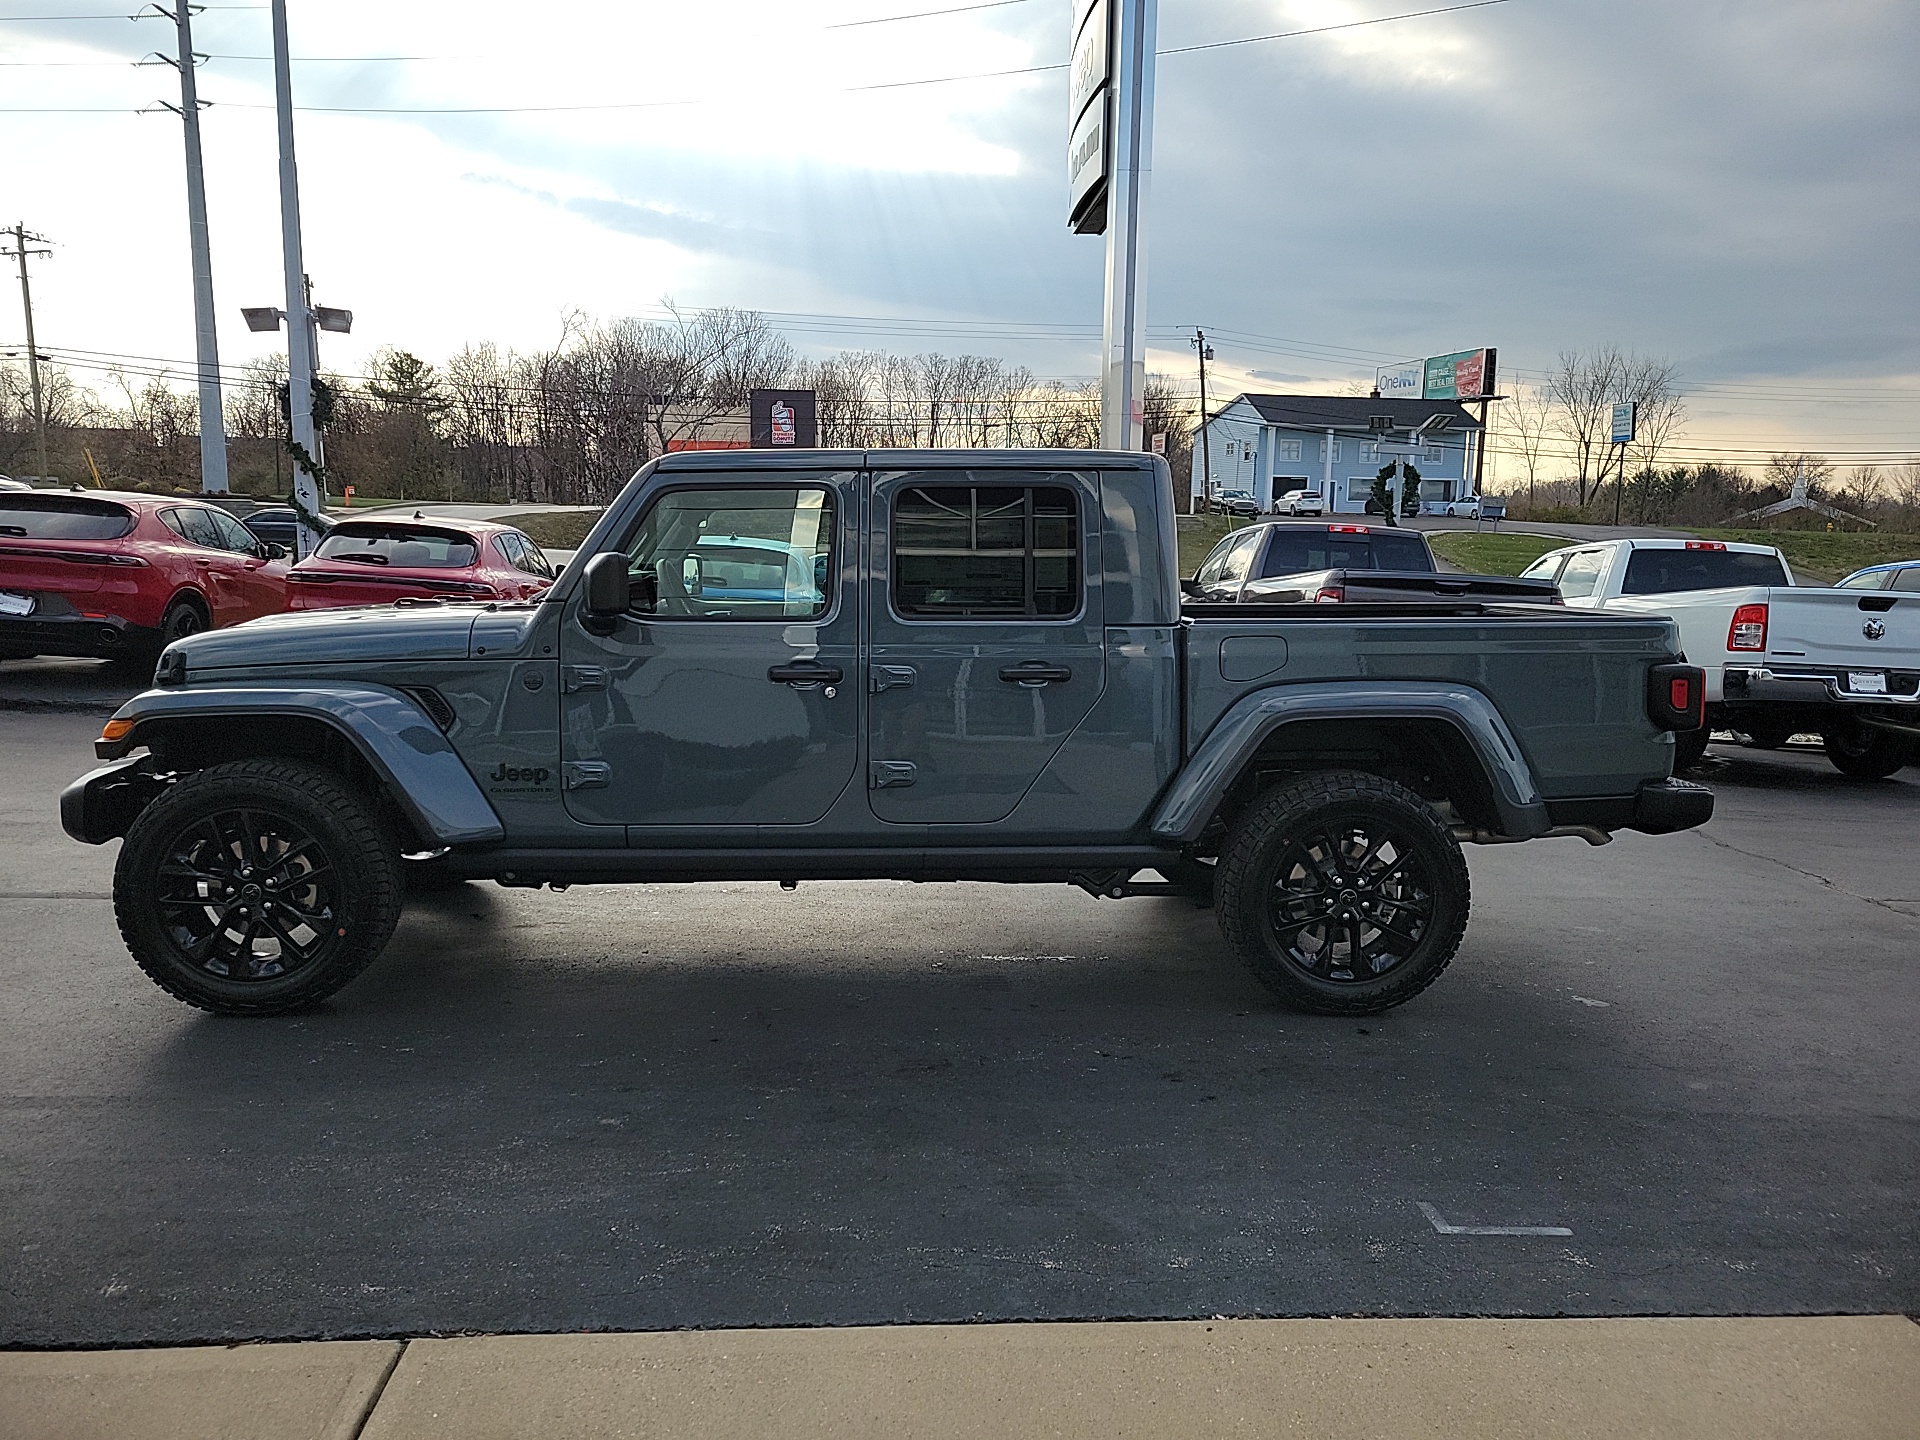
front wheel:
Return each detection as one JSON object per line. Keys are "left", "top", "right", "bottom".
{"left": 1823, "top": 726, "right": 1914, "bottom": 779}
{"left": 1216, "top": 771, "right": 1471, "bottom": 1015}
{"left": 113, "top": 759, "right": 403, "bottom": 1014}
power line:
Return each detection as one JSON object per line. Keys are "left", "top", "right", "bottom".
{"left": 826, "top": 0, "right": 1035, "bottom": 28}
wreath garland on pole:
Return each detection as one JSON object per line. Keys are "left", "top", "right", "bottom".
{"left": 278, "top": 376, "right": 334, "bottom": 536}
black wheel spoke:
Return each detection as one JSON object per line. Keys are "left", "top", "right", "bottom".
{"left": 1266, "top": 817, "right": 1442, "bottom": 986}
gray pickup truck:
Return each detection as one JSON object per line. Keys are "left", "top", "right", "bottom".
{"left": 63, "top": 450, "right": 1712, "bottom": 1018}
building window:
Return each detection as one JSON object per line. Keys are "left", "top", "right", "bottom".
{"left": 1273, "top": 438, "right": 1302, "bottom": 463}
{"left": 892, "top": 484, "right": 1081, "bottom": 619}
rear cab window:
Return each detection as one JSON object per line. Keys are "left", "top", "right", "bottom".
{"left": 0, "top": 496, "right": 135, "bottom": 541}
{"left": 1255, "top": 526, "right": 1433, "bottom": 578}
{"left": 316, "top": 525, "right": 480, "bottom": 569}
{"left": 1620, "top": 546, "right": 1790, "bottom": 594}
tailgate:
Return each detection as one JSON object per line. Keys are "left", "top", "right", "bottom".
{"left": 0, "top": 541, "right": 112, "bottom": 599}
{"left": 1765, "top": 588, "right": 1920, "bottom": 669}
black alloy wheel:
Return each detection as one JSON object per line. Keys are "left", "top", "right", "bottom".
{"left": 1823, "top": 725, "right": 1915, "bottom": 779}
{"left": 1217, "top": 771, "right": 1470, "bottom": 1015}
{"left": 160, "top": 598, "right": 207, "bottom": 645}
{"left": 114, "top": 759, "right": 402, "bottom": 1014}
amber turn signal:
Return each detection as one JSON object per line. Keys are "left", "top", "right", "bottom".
{"left": 100, "top": 718, "right": 135, "bottom": 743}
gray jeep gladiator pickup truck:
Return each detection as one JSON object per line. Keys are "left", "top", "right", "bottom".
{"left": 63, "top": 450, "right": 1712, "bottom": 1018}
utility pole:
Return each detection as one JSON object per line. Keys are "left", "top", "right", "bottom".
{"left": 1099, "top": 0, "right": 1157, "bottom": 451}
{"left": 5, "top": 224, "right": 52, "bottom": 484}
{"left": 143, "top": 2, "right": 230, "bottom": 493}
{"left": 1191, "top": 328, "right": 1213, "bottom": 512}
{"left": 271, "top": 0, "right": 321, "bottom": 557}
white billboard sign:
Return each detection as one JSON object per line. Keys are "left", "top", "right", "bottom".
{"left": 1374, "top": 362, "right": 1422, "bottom": 401}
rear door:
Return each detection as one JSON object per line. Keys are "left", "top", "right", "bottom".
{"left": 558, "top": 469, "right": 861, "bottom": 829}
{"left": 865, "top": 467, "right": 1104, "bottom": 827}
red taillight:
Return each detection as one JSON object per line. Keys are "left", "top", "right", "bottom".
{"left": 1686, "top": 541, "right": 1727, "bottom": 551}
{"left": 1728, "top": 602, "right": 1768, "bottom": 652}
{"left": 1669, "top": 677, "right": 1691, "bottom": 712}
{"left": 1313, "top": 586, "right": 1344, "bottom": 603}
{"left": 1328, "top": 524, "right": 1369, "bottom": 534}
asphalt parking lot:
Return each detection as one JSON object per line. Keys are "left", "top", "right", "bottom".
{"left": 1, "top": 692, "right": 1915, "bottom": 1349}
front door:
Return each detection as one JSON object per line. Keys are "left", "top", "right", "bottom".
{"left": 559, "top": 472, "right": 861, "bottom": 829}
{"left": 865, "top": 469, "right": 1105, "bottom": 827}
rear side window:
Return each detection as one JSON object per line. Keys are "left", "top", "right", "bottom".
{"left": 892, "top": 483, "right": 1080, "bottom": 618}
{"left": 161, "top": 506, "right": 223, "bottom": 549}
{"left": 0, "top": 496, "right": 135, "bottom": 540}
{"left": 1621, "top": 547, "right": 1789, "bottom": 594}
{"left": 1554, "top": 550, "right": 1607, "bottom": 599}
{"left": 315, "top": 525, "right": 480, "bottom": 569}
{"left": 1893, "top": 569, "right": 1920, "bottom": 592}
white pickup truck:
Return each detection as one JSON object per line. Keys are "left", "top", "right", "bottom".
{"left": 1520, "top": 537, "right": 1919, "bottom": 776}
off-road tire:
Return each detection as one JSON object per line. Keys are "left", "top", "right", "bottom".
{"left": 1823, "top": 726, "right": 1914, "bottom": 779}
{"left": 1670, "top": 727, "right": 1712, "bottom": 772}
{"left": 1217, "top": 770, "right": 1470, "bottom": 1016}
{"left": 113, "top": 759, "right": 402, "bottom": 1015}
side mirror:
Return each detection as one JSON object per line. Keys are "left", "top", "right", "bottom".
{"left": 262, "top": 542, "right": 288, "bottom": 560}
{"left": 1180, "top": 577, "right": 1202, "bottom": 597}
{"left": 582, "top": 552, "right": 631, "bottom": 627}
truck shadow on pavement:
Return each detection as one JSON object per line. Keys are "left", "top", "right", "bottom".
{"left": 40, "top": 877, "right": 1902, "bottom": 1347}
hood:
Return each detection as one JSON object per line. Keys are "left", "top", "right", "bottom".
{"left": 163, "top": 604, "right": 482, "bottom": 676}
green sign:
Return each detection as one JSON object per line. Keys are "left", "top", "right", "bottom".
{"left": 1422, "top": 348, "right": 1494, "bottom": 401}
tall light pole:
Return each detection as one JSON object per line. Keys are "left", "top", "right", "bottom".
{"left": 143, "top": 2, "right": 230, "bottom": 494}
{"left": 269, "top": 0, "right": 323, "bottom": 556}
{"left": 4, "top": 224, "right": 52, "bottom": 484}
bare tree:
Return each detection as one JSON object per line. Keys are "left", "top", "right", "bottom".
{"left": 1495, "top": 379, "right": 1555, "bottom": 504}
{"left": 1623, "top": 354, "right": 1686, "bottom": 478}
{"left": 1548, "top": 346, "right": 1625, "bottom": 505}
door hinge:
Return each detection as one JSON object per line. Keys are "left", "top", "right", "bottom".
{"left": 561, "top": 665, "right": 609, "bottom": 693}
{"left": 869, "top": 663, "right": 917, "bottom": 694}
{"left": 868, "top": 760, "right": 917, "bottom": 789}
{"left": 563, "top": 760, "right": 611, "bottom": 791}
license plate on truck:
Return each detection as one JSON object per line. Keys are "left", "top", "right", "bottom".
{"left": 0, "top": 591, "right": 34, "bottom": 617}
{"left": 1848, "top": 671, "right": 1888, "bottom": 694}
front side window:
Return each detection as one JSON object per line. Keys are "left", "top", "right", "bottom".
{"left": 315, "top": 525, "right": 480, "bottom": 569}
{"left": 892, "top": 484, "right": 1079, "bottom": 618}
{"left": 1837, "top": 570, "right": 1886, "bottom": 590}
{"left": 208, "top": 509, "right": 263, "bottom": 554}
{"left": 621, "top": 486, "right": 833, "bottom": 620}
{"left": 1217, "top": 528, "right": 1264, "bottom": 585}
{"left": 1520, "top": 553, "right": 1566, "bottom": 581}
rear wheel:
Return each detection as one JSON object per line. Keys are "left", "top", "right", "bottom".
{"left": 1216, "top": 771, "right": 1470, "bottom": 1015}
{"left": 1823, "top": 726, "right": 1914, "bottom": 779}
{"left": 113, "top": 759, "right": 402, "bottom": 1014}
{"left": 113, "top": 595, "right": 206, "bottom": 676}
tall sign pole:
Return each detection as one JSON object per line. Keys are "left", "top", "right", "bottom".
{"left": 271, "top": 0, "right": 321, "bottom": 556}
{"left": 1100, "top": 0, "right": 1155, "bottom": 451}
{"left": 1068, "top": 0, "right": 1156, "bottom": 452}
{"left": 149, "top": 3, "right": 231, "bottom": 494}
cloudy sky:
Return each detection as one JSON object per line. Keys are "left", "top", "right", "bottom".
{"left": 3, "top": 0, "right": 1916, "bottom": 478}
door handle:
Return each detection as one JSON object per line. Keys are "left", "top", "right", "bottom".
{"left": 998, "top": 661, "right": 1072, "bottom": 687}
{"left": 768, "top": 660, "right": 844, "bottom": 687}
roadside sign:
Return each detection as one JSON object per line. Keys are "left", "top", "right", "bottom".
{"left": 749, "top": 389, "right": 818, "bottom": 448}
{"left": 1422, "top": 348, "right": 1496, "bottom": 401}
{"left": 1066, "top": 0, "right": 1112, "bottom": 234}
{"left": 1611, "top": 401, "right": 1637, "bottom": 445}
{"left": 1374, "top": 362, "right": 1423, "bottom": 400}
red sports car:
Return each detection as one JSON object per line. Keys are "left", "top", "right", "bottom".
{"left": 286, "top": 515, "right": 556, "bottom": 610}
{"left": 0, "top": 489, "right": 290, "bottom": 665}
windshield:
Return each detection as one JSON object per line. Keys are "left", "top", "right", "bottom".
{"left": 1258, "top": 528, "right": 1434, "bottom": 577}
{"left": 313, "top": 526, "right": 479, "bottom": 568}
{"left": 0, "top": 496, "right": 135, "bottom": 541}
{"left": 1620, "top": 547, "right": 1789, "bottom": 594}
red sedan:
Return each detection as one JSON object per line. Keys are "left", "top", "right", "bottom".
{"left": 286, "top": 516, "right": 556, "bottom": 610}
{"left": 0, "top": 489, "right": 290, "bottom": 665}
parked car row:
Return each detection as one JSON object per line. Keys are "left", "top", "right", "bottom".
{"left": 0, "top": 490, "right": 556, "bottom": 669}
{"left": 1218, "top": 488, "right": 1489, "bottom": 520}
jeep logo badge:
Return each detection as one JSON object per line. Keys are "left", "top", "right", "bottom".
{"left": 489, "top": 763, "right": 552, "bottom": 785}
{"left": 1863, "top": 618, "right": 1887, "bottom": 640}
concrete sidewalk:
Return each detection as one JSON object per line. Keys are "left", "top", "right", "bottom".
{"left": 5, "top": 1316, "right": 1918, "bottom": 1440}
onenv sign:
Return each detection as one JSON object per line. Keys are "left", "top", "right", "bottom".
{"left": 1374, "top": 362, "right": 1423, "bottom": 400}
{"left": 1067, "top": 0, "right": 1111, "bottom": 234}
{"left": 1611, "top": 400, "right": 1637, "bottom": 445}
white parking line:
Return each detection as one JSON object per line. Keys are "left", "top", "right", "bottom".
{"left": 1417, "top": 1202, "right": 1573, "bottom": 1237}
